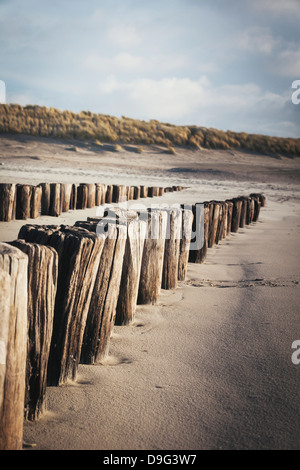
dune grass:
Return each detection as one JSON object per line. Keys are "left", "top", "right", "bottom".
{"left": 0, "top": 103, "right": 299, "bottom": 157}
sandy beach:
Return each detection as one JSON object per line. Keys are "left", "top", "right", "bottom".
{"left": 0, "top": 135, "right": 300, "bottom": 450}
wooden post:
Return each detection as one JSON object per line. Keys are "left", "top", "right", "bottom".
{"left": 128, "top": 186, "right": 134, "bottom": 200}
{"left": 231, "top": 198, "right": 242, "bottom": 233}
{"left": 161, "top": 208, "right": 182, "bottom": 290}
{"left": 178, "top": 208, "right": 193, "bottom": 281}
{"left": 113, "top": 185, "right": 127, "bottom": 203}
{"left": 246, "top": 197, "right": 255, "bottom": 225}
{"left": 215, "top": 202, "right": 225, "bottom": 244}
{"left": 80, "top": 221, "right": 127, "bottom": 363}
{"left": 137, "top": 209, "right": 168, "bottom": 304}
{"left": 140, "top": 186, "right": 148, "bottom": 198}
{"left": 60, "top": 183, "right": 72, "bottom": 213}
{"left": 239, "top": 197, "right": 248, "bottom": 228}
{"left": 159, "top": 187, "right": 164, "bottom": 197}
{"left": 86, "top": 184, "right": 96, "bottom": 208}
{"left": 105, "top": 185, "right": 113, "bottom": 204}
{"left": 19, "top": 225, "right": 106, "bottom": 385}
{"left": 49, "top": 183, "right": 62, "bottom": 217}
{"left": 0, "top": 243, "right": 28, "bottom": 450}
{"left": 225, "top": 201, "right": 233, "bottom": 235}
{"left": 95, "top": 184, "right": 106, "bottom": 206}
{"left": 69, "top": 184, "right": 77, "bottom": 210}
{"left": 115, "top": 216, "right": 147, "bottom": 325}
{"left": 250, "top": 193, "right": 266, "bottom": 207}
{"left": 0, "top": 184, "right": 16, "bottom": 222}
{"left": 188, "top": 202, "right": 210, "bottom": 264}
{"left": 16, "top": 184, "right": 32, "bottom": 220}
{"left": 30, "top": 185, "right": 42, "bottom": 219}
{"left": 133, "top": 186, "right": 141, "bottom": 200}
{"left": 9, "top": 240, "right": 58, "bottom": 421}
{"left": 208, "top": 202, "right": 220, "bottom": 248}
{"left": 252, "top": 196, "right": 261, "bottom": 222}
{"left": 40, "top": 183, "right": 50, "bottom": 215}
{"left": 76, "top": 184, "right": 88, "bottom": 210}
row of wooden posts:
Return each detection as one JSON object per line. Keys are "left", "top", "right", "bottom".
{"left": 0, "top": 182, "right": 185, "bottom": 222}
{"left": 0, "top": 191, "right": 265, "bottom": 449}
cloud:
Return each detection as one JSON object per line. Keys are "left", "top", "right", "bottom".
{"left": 271, "top": 49, "right": 300, "bottom": 78}
{"left": 237, "top": 27, "right": 279, "bottom": 55}
{"left": 90, "top": 75, "right": 297, "bottom": 137}
{"left": 250, "top": 0, "right": 300, "bottom": 19}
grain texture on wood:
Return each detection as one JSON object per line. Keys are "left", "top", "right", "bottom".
{"left": 16, "top": 184, "right": 32, "bottom": 220}
{"left": 178, "top": 208, "right": 193, "bottom": 281}
{"left": 162, "top": 208, "right": 182, "bottom": 290}
{"left": 76, "top": 184, "right": 88, "bottom": 210}
{"left": 69, "top": 184, "right": 77, "bottom": 210}
{"left": 105, "top": 185, "right": 113, "bottom": 204}
{"left": 208, "top": 202, "right": 220, "bottom": 248}
{"left": 10, "top": 240, "right": 58, "bottom": 421}
{"left": 231, "top": 198, "right": 242, "bottom": 233}
{"left": 80, "top": 222, "right": 126, "bottom": 363}
{"left": 0, "top": 184, "right": 16, "bottom": 222}
{"left": 0, "top": 243, "right": 28, "bottom": 450}
{"left": 49, "top": 183, "right": 62, "bottom": 217}
{"left": 40, "top": 183, "right": 50, "bottom": 215}
{"left": 137, "top": 210, "right": 168, "bottom": 304}
{"left": 115, "top": 218, "right": 147, "bottom": 325}
{"left": 30, "top": 185, "right": 42, "bottom": 219}
{"left": 60, "top": 183, "right": 72, "bottom": 213}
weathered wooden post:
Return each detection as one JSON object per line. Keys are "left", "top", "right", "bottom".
{"left": 178, "top": 208, "right": 193, "bottom": 281}
{"left": 19, "top": 225, "right": 106, "bottom": 385}
{"left": 115, "top": 215, "right": 147, "bottom": 325}
{"left": 30, "top": 185, "right": 42, "bottom": 219}
{"left": 105, "top": 185, "right": 113, "bottom": 204}
{"left": 80, "top": 220, "right": 127, "bottom": 363}
{"left": 49, "top": 183, "right": 62, "bottom": 217}
{"left": 95, "top": 184, "right": 106, "bottom": 206}
{"left": 113, "top": 185, "right": 127, "bottom": 203}
{"left": 246, "top": 197, "right": 255, "bottom": 225}
{"left": 137, "top": 209, "right": 168, "bottom": 304}
{"left": 0, "top": 243, "right": 28, "bottom": 450}
{"left": 140, "top": 186, "right": 148, "bottom": 198}
{"left": 208, "top": 201, "right": 220, "bottom": 248}
{"left": 133, "top": 186, "right": 141, "bottom": 200}
{"left": 0, "top": 184, "right": 16, "bottom": 222}
{"left": 250, "top": 193, "right": 266, "bottom": 208}
{"left": 189, "top": 202, "right": 210, "bottom": 264}
{"left": 16, "top": 184, "right": 32, "bottom": 220}
{"left": 86, "top": 184, "right": 96, "bottom": 208}
{"left": 215, "top": 202, "right": 225, "bottom": 244}
{"left": 60, "top": 183, "right": 72, "bottom": 213}
{"left": 252, "top": 196, "right": 261, "bottom": 222}
{"left": 161, "top": 208, "right": 182, "bottom": 290}
{"left": 69, "top": 184, "right": 77, "bottom": 210}
{"left": 9, "top": 240, "right": 58, "bottom": 421}
{"left": 239, "top": 197, "right": 248, "bottom": 229}
{"left": 231, "top": 197, "right": 243, "bottom": 233}
{"left": 76, "top": 184, "right": 88, "bottom": 210}
{"left": 225, "top": 201, "right": 233, "bottom": 235}
{"left": 40, "top": 183, "right": 50, "bottom": 215}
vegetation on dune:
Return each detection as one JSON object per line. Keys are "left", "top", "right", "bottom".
{"left": 0, "top": 103, "right": 299, "bottom": 157}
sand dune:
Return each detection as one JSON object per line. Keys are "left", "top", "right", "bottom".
{"left": 0, "top": 135, "right": 299, "bottom": 450}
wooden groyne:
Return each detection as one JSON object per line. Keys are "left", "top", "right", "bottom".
{"left": 0, "top": 183, "right": 184, "bottom": 222}
{"left": 0, "top": 191, "right": 265, "bottom": 449}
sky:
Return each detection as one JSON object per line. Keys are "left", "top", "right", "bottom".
{"left": 0, "top": 0, "right": 299, "bottom": 137}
